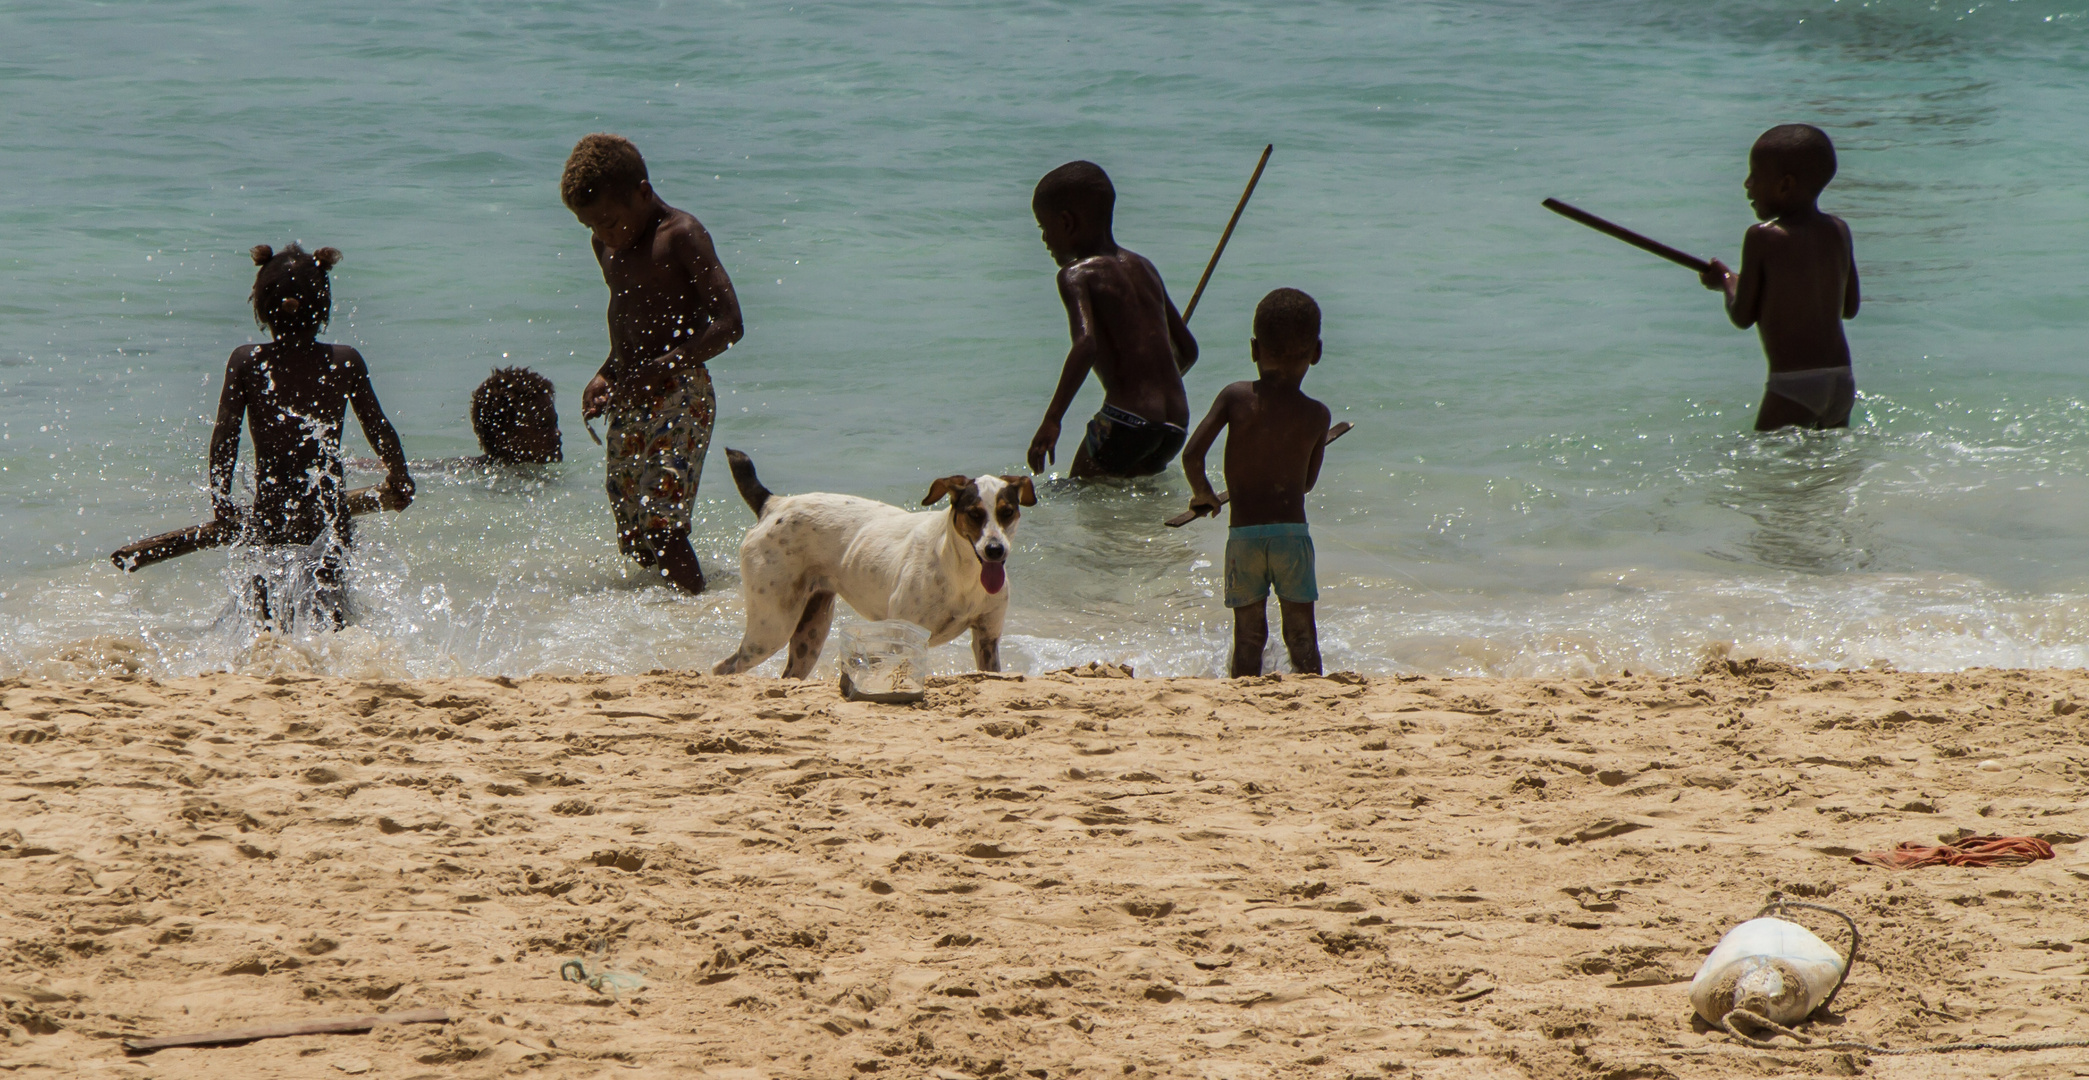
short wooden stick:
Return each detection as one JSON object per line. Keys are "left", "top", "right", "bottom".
{"left": 1167, "top": 421, "right": 1352, "bottom": 527}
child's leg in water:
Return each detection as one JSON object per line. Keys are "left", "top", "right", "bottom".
{"left": 1278, "top": 599, "right": 1321, "bottom": 675}
{"left": 658, "top": 531, "right": 706, "bottom": 594}
{"left": 245, "top": 544, "right": 350, "bottom": 631}
{"left": 1230, "top": 603, "right": 1269, "bottom": 677}
{"left": 312, "top": 547, "right": 349, "bottom": 630}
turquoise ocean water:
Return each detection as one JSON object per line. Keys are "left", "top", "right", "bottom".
{"left": 3, "top": 0, "right": 2087, "bottom": 680}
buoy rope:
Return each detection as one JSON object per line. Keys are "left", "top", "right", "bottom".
{"left": 1752, "top": 895, "right": 1859, "bottom": 1010}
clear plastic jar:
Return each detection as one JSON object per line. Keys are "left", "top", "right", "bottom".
{"left": 838, "top": 620, "right": 930, "bottom": 703}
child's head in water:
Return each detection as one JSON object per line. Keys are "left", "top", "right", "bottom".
{"left": 1251, "top": 287, "right": 1323, "bottom": 380}
{"left": 471, "top": 366, "right": 563, "bottom": 464}
{"left": 561, "top": 133, "right": 659, "bottom": 251}
{"left": 1746, "top": 124, "right": 1837, "bottom": 220}
{"left": 1032, "top": 160, "right": 1116, "bottom": 265}
{"left": 249, "top": 243, "right": 342, "bottom": 340}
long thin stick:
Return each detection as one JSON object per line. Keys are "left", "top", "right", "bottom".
{"left": 1542, "top": 198, "right": 1712, "bottom": 274}
{"left": 1181, "top": 144, "right": 1274, "bottom": 323}
{"left": 123, "top": 1008, "right": 449, "bottom": 1052}
{"left": 1166, "top": 422, "right": 1351, "bottom": 527}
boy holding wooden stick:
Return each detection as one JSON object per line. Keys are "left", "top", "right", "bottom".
{"left": 1182, "top": 288, "right": 1329, "bottom": 677}
{"left": 1700, "top": 124, "right": 1861, "bottom": 431}
{"left": 1026, "top": 161, "right": 1199, "bottom": 479}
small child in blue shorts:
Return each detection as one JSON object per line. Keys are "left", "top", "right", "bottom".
{"left": 1182, "top": 288, "right": 1330, "bottom": 676}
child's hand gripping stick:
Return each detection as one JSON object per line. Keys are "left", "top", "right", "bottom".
{"left": 1166, "top": 421, "right": 1351, "bottom": 528}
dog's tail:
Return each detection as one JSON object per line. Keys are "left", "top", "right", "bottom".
{"left": 724, "top": 448, "right": 773, "bottom": 517}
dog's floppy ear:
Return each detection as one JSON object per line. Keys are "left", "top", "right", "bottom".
{"left": 923, "top": 474, "right": 973, "bottom": 506}
{"left": 999, "top": 475, "right": 1037, "bottom": 507}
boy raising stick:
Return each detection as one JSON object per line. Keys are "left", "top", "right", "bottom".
{"left": 562, "top": 133, "right": 744, "bottom": 592}
{"left": 1700, "top": 124, "right": 1861, "bottom": 431}
{"left": 1183, "top": 288, "right": 1329, "bottom": 677}
{"left": 1027, "top": 161, "right": 1199, "bottom": 478}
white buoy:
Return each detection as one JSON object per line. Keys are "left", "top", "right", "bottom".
{"left": 1689, "top": 917, "right": 1847, "bottom": 1027}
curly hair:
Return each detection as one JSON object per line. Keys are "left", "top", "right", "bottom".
{"left": 471, "top": 366, "right": 557, "bottom": 461}
{"left": 561, "top": 133, "right": 650, "bottom": 210}
{"left": 249, "top": 243, "right": 341, "bottom": 338}
{"left": 1253, "top": 287, "right": 1321, "bottom": 354}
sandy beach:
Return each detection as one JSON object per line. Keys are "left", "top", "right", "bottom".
{"left": 4, "top": 659, "right": 2087, "bottom": 1079}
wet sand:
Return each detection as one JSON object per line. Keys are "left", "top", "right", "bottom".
{"left": 4, "top": 660, "right": 2087, "bottom": 1079}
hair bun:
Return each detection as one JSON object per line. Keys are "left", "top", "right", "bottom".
{"left": 249, "top": 244, "right": 274, "bottom": 265}
{"left": 313, "top": 246, "right": 342, "bottom": 269}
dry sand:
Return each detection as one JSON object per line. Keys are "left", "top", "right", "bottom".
{"left": 4, "top": 659, "right": 2088, "bottom": 1079}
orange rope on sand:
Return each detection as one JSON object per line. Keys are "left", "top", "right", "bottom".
{"left": 1852, "top": 834, "right": 2054, "bottom": 870}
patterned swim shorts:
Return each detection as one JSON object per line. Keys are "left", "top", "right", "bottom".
{"left": 604, "top": 367, "right": 716, "bottom": 566}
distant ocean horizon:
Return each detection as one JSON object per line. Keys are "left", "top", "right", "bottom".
{"left": 4, "top": 0, "right": 2088, "bottom": 680}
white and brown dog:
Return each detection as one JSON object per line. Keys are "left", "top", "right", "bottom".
{"left": 712, "top": 449, "right": 1036, "bottom": 677}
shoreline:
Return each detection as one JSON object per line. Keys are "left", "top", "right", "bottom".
{"left": 4, "top": 661, "right": 2086, "bottom": 1078}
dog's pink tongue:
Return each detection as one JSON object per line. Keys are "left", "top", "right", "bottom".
{"left": 980, "top": 562, "right": 1006, "bottom": 594}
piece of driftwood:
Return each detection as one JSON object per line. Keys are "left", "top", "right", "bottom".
{"left": 1166, "top": 421, "right": 1353, "bottom": 527}
{"left": 111, "top": 485, "right": 389, "bottom": 572}
{"left": 122, "top": 1007, "right": 449, "bottom": 1052}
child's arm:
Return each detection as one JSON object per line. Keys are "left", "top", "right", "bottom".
{"left": 1302, "top": 404, "right": 1332, "bottom": 492}
{"left": 206, "top": 350, "right": 251, "bottom": 524}
{"left": 1163, "top": 281, "right": 1198, "bottom": 376}
{"left": 340, "top": 347, "right": 415, "bottom": 511}
{"left": 662, "top": 219, "right": 745, "bottom": 371}
{"left": 1027, "top": 270, "right": 1101, "bottom": 473}
{"left": 1699, "top": 226, "right": 1766, "bottom": 329}
{"left": 1181, "top": 385, "right": 1241, "bottom": 517}
{"left": 1839, "top": 217, "right": 1860, "bottom": 320}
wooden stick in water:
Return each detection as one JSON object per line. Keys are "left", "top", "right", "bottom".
{"left": 1166, "top": 421, "right": 1351, "bottom": 528}
{"left": 1181, "top": 144, "right": 1274, "bottom": 324}
{"left": 110, "top": 485, "right": 389, "bottom": 573}
{"left": 1541, "top": 198, "right": 1712, "bottom": 275}
{"left": 123, "top": 1008, "right": 449, "bottom": 1052}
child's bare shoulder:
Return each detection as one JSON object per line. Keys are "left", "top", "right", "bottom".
{"left": 1295, "top": 391, "right": 1332, "bottom": 427}
{"left": 658, "top": 205, "right": 712, "bottom": 243}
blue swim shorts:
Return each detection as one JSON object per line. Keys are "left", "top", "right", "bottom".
{"left": 1224, "top": 522, "right": 1318, "bottom": 608}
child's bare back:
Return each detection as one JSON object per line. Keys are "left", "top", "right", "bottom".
{"left": 1058, "top": 247, "right": 1189, "bottom": 427}
{"left": 1701, "top": 124, "right": 1861, "bottom": 431}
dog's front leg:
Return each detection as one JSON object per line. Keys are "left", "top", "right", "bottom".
{"left": 969, "top": 607, "right": 1006, "bottom": 672}
{"left": 784, "top": 592, "right": 837, "bottom": 679}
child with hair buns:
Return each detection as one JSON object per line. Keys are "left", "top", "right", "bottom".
{"left": 206, "top": 243, "right": 413, "bottom": 627}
